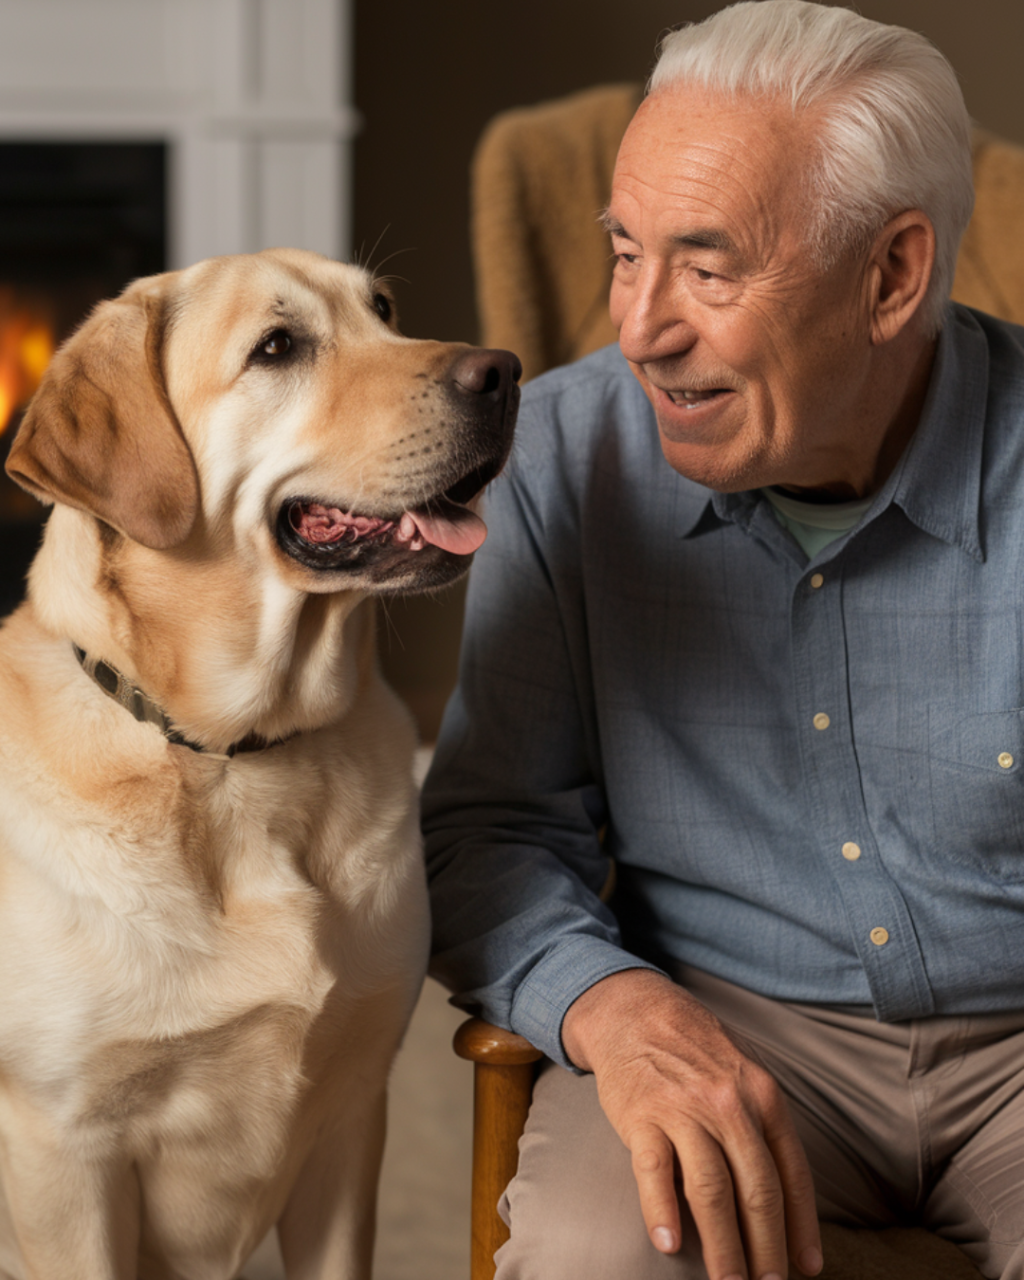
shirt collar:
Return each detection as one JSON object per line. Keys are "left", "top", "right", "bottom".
{"left": 884, "top": 304, "right": 987, "bottom": 562}
{"left": 677, "top": 304, "right": 988, "bottom": 561}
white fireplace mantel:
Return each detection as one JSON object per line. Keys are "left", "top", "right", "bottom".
{"left": 0, "top": 0, "right": 354, "bottom": 268}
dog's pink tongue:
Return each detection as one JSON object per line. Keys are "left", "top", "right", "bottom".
{"left": 399, "top": 509, "right": 487, "bottom": 555}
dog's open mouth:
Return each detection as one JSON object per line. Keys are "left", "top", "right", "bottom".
{"left": 275, "top": 459, "right": 503, "bottom": 589}
{"left": 288, "top": 494, "right": 486, "bottom": 558}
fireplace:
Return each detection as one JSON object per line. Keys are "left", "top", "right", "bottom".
{"left": 0, "top": 0, "right": 353, "bottom": 615}
{"left": 0, "top": 140, "right": 168, "bottom": 611}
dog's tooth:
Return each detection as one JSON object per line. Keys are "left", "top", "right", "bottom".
{"left": 395, "top": 513, "right": 418, "bottom": 544}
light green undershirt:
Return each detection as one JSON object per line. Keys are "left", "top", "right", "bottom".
{"left": 761, "top": 487, "right": 873, "bottom": 560}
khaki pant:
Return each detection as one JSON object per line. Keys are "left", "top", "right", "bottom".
{"left": 495, "top": 965, "right": 1024, "bottom": 1279}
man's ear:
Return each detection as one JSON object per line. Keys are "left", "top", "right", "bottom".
{"left": 4, "top": 283, "right": 199, "bottom": 550}
{"left": 867, "top": 209, "right": 936, "bottom": 346}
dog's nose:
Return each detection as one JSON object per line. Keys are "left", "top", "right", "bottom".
{"left": 450, "top": 348, "right": 522, "bottom": 398}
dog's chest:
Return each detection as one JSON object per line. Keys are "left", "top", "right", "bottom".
{"left": 6, "top": 833, "right": 333, "bottom": 1113}
{"left": 0, "top": 740, "right": 424, "bottom": 1130}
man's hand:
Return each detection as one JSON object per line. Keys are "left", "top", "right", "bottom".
{"left": 561, "top": 970, "right": 823, "bottom": 1280}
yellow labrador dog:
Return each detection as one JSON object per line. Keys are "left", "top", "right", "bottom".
{"left": 0, "top": 248, "right": 519, "bottom": 1280}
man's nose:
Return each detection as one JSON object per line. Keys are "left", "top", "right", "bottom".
{"left": 615, "top": 273, "right": 698, "bottom": 365}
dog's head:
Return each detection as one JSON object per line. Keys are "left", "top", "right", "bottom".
{"left": 5, "top": 249, "right": 520, "bottom": 597}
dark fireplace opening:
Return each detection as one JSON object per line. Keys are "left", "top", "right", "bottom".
{"left": 0, "top": 141, "right": 167, "bottom": 616}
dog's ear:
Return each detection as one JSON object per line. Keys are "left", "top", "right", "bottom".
{"left": 5, "top": 285, "right": 199, "bottom": 550}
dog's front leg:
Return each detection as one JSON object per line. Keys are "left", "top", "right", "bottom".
{"left": 0, "top": 1131, "right": 140, "bottom": 1280}
{"left": 276, "top": 1088, "right": 387, "bottom": 1280}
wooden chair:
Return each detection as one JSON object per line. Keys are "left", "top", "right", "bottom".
{"left": 453, "top": 1019, "right": 542, "bottom": 1280}
{"left": 454, "top": 84, "right": 1024, "bottom": 1280}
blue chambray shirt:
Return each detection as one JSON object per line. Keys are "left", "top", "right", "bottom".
{"left": 423, "top": 304, "right": 1024, "bottom": 1069}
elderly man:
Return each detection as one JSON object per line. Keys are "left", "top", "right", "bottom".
{"left": 423, "top": 3, "right": 1024, "bottom": 1278}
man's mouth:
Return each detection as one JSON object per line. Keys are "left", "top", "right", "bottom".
{"left": 664, "top": 387, "right": 730, "bottom": 407}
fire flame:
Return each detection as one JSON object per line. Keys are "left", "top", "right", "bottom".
{"left": 0, "top": 292, "right": 54, "bottom": 436}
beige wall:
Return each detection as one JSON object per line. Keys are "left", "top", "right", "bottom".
{"left": 352, "top": 0, "right": 1024, "bottom": 738}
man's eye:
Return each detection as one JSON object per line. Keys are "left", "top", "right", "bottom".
{"left": 616, "top": 252, "right": 639, "bottom": 267}
{"left": 694, "top": 268, "right": 717, "bottom": 282}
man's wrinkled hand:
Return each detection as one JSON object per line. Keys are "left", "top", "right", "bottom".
{"left": 561, "top": 970, "right": 823, "bottom": 1280}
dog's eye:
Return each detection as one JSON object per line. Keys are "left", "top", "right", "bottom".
{"left": 259, "top": 329, "right": 292, "bottom": 357}
{"left": 372, "top": 293, "right": 392, "bottom": 324}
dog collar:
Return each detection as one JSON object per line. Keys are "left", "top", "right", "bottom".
{"left": 72, "top": 643, "right": 286, "bottom": 758}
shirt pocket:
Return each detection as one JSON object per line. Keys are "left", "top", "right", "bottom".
{"left": 927, "top": 706, "right": 1024, "bottom": 881}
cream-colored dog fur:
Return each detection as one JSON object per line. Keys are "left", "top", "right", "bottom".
{"left": 0, "top": 248, "right": 518, "bottom": 1280}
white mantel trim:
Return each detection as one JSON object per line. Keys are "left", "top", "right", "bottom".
{"left": 0, "top": 0, "right": 354, "bottom": 268}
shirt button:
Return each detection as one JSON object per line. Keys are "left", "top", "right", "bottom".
{"left": 813, "top": 712, "right": 831, "bottom": 730}
{"left": 842, "top": 842, "right": 862, "bottom": 861}
{"left": 998, "top": 752, "right": 1014, "bottom": 769}
{"left": 810, "top": 573, "right": 825, "bottom": 589}
{"left": 870, "top": 927, "right": 889, "bottom": 947}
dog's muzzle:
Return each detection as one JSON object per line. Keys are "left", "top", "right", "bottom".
{"left": 275, "top": 347, "right": 521, "bottom": 592}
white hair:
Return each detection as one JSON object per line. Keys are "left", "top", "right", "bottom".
{"left": 649, "top": 1, "right": 974, "bottom": 334}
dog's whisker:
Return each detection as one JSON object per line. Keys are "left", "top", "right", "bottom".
{"left": 376, "top": 597, "right": 406, "bottom": 654}
{"left": 351, "top": 224, "right": 390, "bottom": 272}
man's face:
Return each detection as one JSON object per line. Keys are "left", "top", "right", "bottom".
{"left": 608, "top": 85, "right": 878, "bottom": 493}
